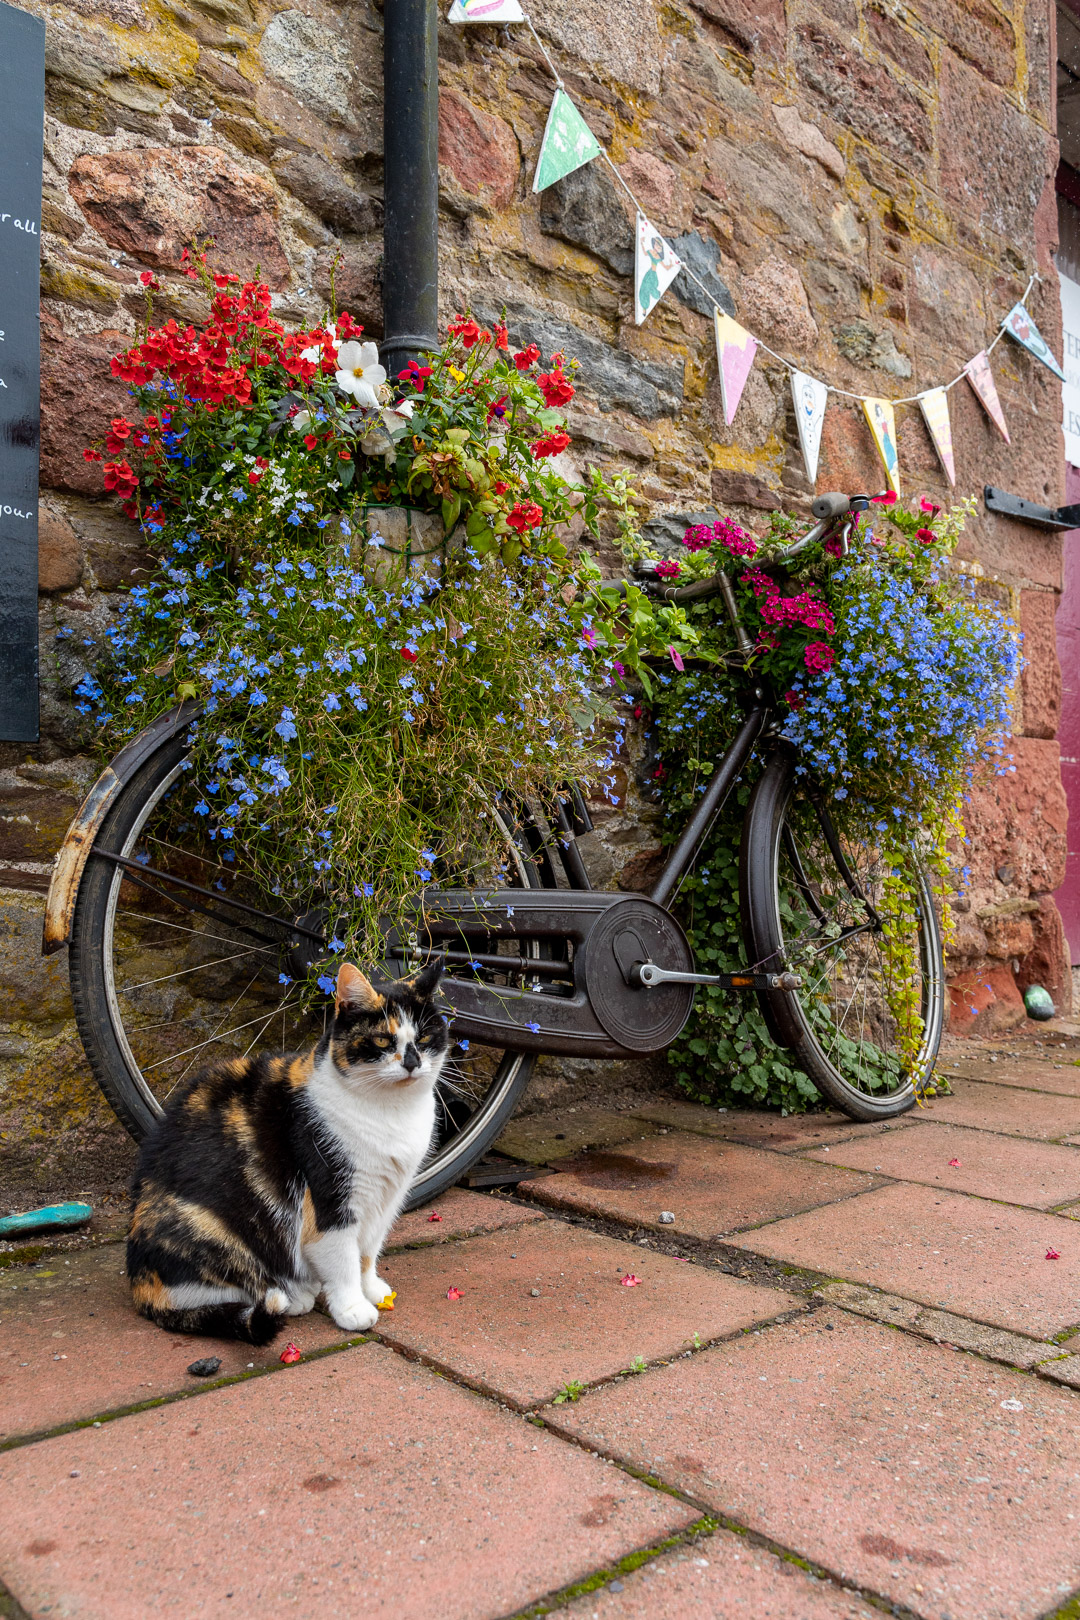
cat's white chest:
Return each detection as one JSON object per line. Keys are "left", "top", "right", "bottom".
{"left": 306, "top": 1063, "right": 435, "bottom": 1220}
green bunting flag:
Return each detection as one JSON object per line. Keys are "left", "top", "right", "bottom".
{"left": 532, "top": 88, "right": 602, "bottom": 193}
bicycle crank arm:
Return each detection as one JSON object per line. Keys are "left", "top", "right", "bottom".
{"left": 632, "top": 963, "right": 802, "bottom": 992}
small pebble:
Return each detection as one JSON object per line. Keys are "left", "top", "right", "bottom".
{"left": 530, "top": 1288, "right": 541, "bottom": 1297}
{"left": 658, "top": 1211, "right": 675, "bottom": 1224}
{"left": 69, "top": 1469, "right": 80, "bottom": 1478}
{"left": 609, "top": 1580, "right": 624, "bottom": 1593}
{"left": 187, "top": 1356, "right": 222, "bottom": 1379}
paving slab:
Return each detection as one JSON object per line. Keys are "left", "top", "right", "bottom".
{"left": 551, "top": 1307, "right": 1080, "bottom": 1620}
{"left": 387, "top": 1186, "right": 544, "bottom": 1247}
{"left": 814, "top": 1282, "right": 1059, "bottom": 1369}
{"left": 628, "top": 1098, "right": 916, "bottom": 1153}
{"left": 496, "top": 1108, "right": 660, "bottom": 1164}
{"left": 914, "top": 1078, "right": 1080, "bottom": 1139}
{"left": 0, "top": 1245, "right": 353, "bottom": 1443}
{"left": 940, "top": 1057, "right": 1080, "bottom": 1097}
{"left": 0, "top": 1342, "right": 694, "bottom": 1620}
{"left": 374, "top": 1219, "right": 796, "bottom": 1407}
{"left": 553, "top": 1530, "right": 879, "bottom": 1618}
{"left": 803, "top": 1120, "right": 1080, "bottom": 1208}
{"left": 527, "top": 1131, "right": 883, "bottom": 1240}
{"left": 727, "top": 1182, "right": 1080, "bottom": 1338}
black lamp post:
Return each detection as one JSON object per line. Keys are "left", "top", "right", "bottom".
{"left": 381, "top": 0, "right": 440, "bottom": 381}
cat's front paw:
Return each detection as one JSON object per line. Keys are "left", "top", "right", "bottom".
{"left": 326, "top": 1291, "right": 379, "bottom": 1332}
{"left": 362, "top": 1273, "right": 394, "bottom": 1307}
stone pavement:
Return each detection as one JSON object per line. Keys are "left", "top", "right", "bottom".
{"left": 5, "top": 1041, "right": 1080, "bottom": 1618}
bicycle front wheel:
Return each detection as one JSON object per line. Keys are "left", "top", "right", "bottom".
{"left": 741, "top": 748, "right": 945, "bottom": 1119}
{"left": 68, "top": 731, "right": 558, "bottom": 1207}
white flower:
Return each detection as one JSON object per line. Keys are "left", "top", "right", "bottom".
{"left": 335, "top": 340, "right": 386, "bottom": 407}
{"left": 301, "top": 325, "right": 337, "bottom": 365}
{"left": 379, "top": 399, "right": 414, "bottom": 436}
{"left": 291, "top": 410, "right": 313, "bottom": 434}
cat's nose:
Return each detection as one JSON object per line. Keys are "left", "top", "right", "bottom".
{"left": 402, "top": 1043, "right": 422, "bottom": 1073}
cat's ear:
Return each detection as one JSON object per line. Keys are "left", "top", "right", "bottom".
{"left": 406, "top": 955, "right": 445, "bottom": 1000}
{"left": 335, "top": 962, "right": 383, "bottom": 1014}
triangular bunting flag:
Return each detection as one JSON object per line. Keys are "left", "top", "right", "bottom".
{"left": 714, "top": 313, "right": 757, "bottom": 426}
{"left": 862, "top": 397, "right": 900, "bottom": 494}
{"left": 918, "top": 388, "right": 956, "bottom": 486}
{"left": 447, "top": 0, "right": 524, "bottom": 20}
{"left": 634, "top": 212, "right": 681, "bottom": 325}
{"left": 965, "top": 352, "right": 1010, "bottom": 443}
{"left": 1002, "top": 302, "right": 1065, "bottom": 381}
{"left": 532, "top": 89, "right": 602, "bottom": 194}
{"left": 791, "top": 371, "right": 828, "bottom": 484}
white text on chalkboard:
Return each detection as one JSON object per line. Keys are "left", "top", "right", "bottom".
{"left": 0, "top": 214, "right": 37, "bottom": 233}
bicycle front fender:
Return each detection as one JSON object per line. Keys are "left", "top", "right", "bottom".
{"left": 41, "top": 701, "right": 202, "bottom": 956}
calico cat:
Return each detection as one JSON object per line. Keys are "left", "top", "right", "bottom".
{"left": 127, "top": 957, "right": 449, "bottom": 1343}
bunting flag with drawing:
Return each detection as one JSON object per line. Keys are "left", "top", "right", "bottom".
{"left": 1002, "top": 302, "right": 1066, "bottom": 381}
{"left": 532, "top": 88, "right": 602, "bottom": 193}
{"left": 447, "top": 0, "right": 525, "bottom": 21}
{"left": 713, "top": 312, "right": 758, "bottom": 426}
{"left": 863, "top": 397, "right": 900, "bottom": 493}
{"left": 634, "top": 212, "right": 681, "bottom": 325}
{"left": 918, "top": 388, "right": 956, "bottom": 486}
{"left": 791, "top": 371, "right": 828, "bottom": 484}
{"left": 965, "top": 352, "right": 1011, "bottom": 443}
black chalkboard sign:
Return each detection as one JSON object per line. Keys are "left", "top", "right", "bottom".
{"left": 0, "top": 2, "right": 43, "bottom": 743}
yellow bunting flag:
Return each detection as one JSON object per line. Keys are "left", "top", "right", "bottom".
{"left": 862, "top": 397, "right": 900, "bottom": 494}
{"left": 918, "top": 388, "right": 956, "bottom": 487}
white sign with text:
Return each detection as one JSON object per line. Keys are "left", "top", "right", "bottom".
{"left": 1060, "top": 271, "right": 1080, "bottom": 467}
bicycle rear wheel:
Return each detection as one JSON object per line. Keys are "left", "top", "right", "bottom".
{"left": 69, "top": 731, "right": 558, "bottom": 1206}
{"left": 741, "top": 748, "right": 944, "bottom": 1119}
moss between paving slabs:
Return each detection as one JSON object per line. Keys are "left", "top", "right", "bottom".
{"left": 506, "top": 1517, "right": 720, "bottom": 1619}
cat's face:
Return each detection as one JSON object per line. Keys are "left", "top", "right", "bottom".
{"left": 330, "top": 960, "right": 450, "bottom": 1092}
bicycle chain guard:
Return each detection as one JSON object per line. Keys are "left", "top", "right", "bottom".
{"left": 421, "top": 889, "right": 695, "bottom": 1058}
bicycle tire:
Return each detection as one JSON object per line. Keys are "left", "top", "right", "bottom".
{"left": 68, "top": 731, "right": 556, "bottom": 1207}
{"left": 741, "top": 748, "right": 944, "bottom": 1120}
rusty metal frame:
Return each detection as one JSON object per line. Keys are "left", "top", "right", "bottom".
{"left": 41, "top": 701, "right": 201, "bottom": 955}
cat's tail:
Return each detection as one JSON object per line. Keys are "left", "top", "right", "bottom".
{"left": 132, "top": 1278, "right": 289, "bottom": 1345}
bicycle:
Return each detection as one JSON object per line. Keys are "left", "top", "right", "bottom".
{"left": 43, "top": 491, "right": 945, "bottom": 1207}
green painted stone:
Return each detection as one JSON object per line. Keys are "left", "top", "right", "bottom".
{"left": 1024, "top": 984, "right": 1056, "bottom": 1022}
{"left": 0, "top": 1201, "right": 93, "bottom": 1236}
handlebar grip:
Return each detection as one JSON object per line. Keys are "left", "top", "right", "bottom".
{"left": 811, "top": 492, "right": 850, "bottom": 520}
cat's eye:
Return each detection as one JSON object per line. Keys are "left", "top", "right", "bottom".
{"left": 372, "top": 1034, "right": 392, "bottom": 1048}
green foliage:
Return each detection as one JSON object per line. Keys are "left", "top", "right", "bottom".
{"left": 551, "top": 1380, "right": 587, "bottom": 1404}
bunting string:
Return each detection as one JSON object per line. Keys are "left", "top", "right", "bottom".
{"left": 451, "top": 3, "right": 1061, "bottom": 487}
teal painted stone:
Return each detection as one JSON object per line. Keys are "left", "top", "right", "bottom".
{"left": 1024, "top": 984, "right": 1056, "bottom": 1022}
{"left": 0, "top": 1201, "right": 93, "bottom": 1237}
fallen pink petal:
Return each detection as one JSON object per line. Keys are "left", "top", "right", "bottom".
{"left": 446, "top": 1286, "right": 463, "bottom": 1300}
{"left": 620, "top": 1273, "right": 642, "bottom": 1287}
{"left": 279, "top": 1342, "right": 302, "bottom": 1365}
{"left": 428, "top": 1210, "right": 443, "bottom": 1223}
{"left": 948, "top": 1158, "right": 961, "bottom": 1167}
{"left": 1047, "top": 1248, "right": 1061, "bottom": 1260}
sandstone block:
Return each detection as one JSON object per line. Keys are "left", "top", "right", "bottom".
{"left": 539, "top": 164, "right": 633, "bottom": 276}
{"left": 947, "top": 964, "right": 1026, "bottom": 1036}
{"left": 313, "top": 240, "right": 382, "bottom": 336}
{"left": 866, "top": 4, "right": 932, "bottom": 82}
{"left": 739, "top": 257, "right": 818, "bottom": 352}
{"left": 68, "top": 146, "right": 289, "bottom": 287}
{"left": 1020, "top": 589, "right": 1062, "bottom": 740}
{"left": 272, "top": 151, "right": 380, "bottom": 235}
{"left": 793, "top": 24, "right": 931, "bottom": 171}
{"left": 909, "top": 246, "right": 986, "bottom": 353}
{"left": 833, "top": 318, "right": 912, "bottom": 377}
{"left": 707, "top": 363, "right": 780, "bottom": 449}
{"left": 40, "top": 321, "right": 130, "bottom": 496}
{"left": 913, "top": 0, "right": 1014, "bottom": 87}
{"left": 260, "top": 10, "right": 363, "bottom": 129}
{"left": 1018, "top": 895, "right": 1073, "bottom": 1014}
{"left": 438, "top": 89, "right": 519, "bottom": 215}
{"left": 771, "top": 102, "right": 845, "bottom": 180}
{"left": 710, "top": 468, "right": 779, "bottom": 509}
{"left": 0, "top": 787, "right": 78, "bottom": 864}
{"left": 964, "top": 735, "right": 1068, "bottom": 896}
{"left": 618, "top": 150, "right": 676, "bottom": 226}
{"left": 688, "top": 0, "right": 786, "bottom": 57}
{"left": 539, "top": 1, "right": 662, "bottom": 96}
{"left": 38, "top": 508, "right": 83, "bottom": 595}
{"left": 0, "top": 893, "right": 75, "bottom": 1027}
{"left": 939, "top": 54, "right": 1052, "bottom": 243}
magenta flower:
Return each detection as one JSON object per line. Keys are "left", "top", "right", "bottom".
{"left": 804, "top": 641, "right": 835, "bottom": 674}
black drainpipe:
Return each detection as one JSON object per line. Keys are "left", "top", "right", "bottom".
{"left": 381, "top": 0, "right": 440, "bottom": 380}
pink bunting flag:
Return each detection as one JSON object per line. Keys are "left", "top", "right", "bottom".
{"left": 918, "top": 388, "right": 956, "bottom": 487}
{"left": 965, "top": 351, "right": 1011, "bottom": 444}
{"left": 713, "top": 312, "right": 757, "bottom": 426}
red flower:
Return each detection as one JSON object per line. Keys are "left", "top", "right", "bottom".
{"left": 948, "top": 1158, "right": 961, "bottom": 1167}
{"left": 1047, "top": 1248, "right": 1061, "bottom": 1260}
{"left": 915, "top": 527, "right": 935, "bottom": 545}
{"left": 336, "top": 311, "right": 362, "bottom": 341}
{"left": 487, "top": 394, "right": 510, "bottom": 424}
{"left": 139, "top": 271, "right": 160, "bottom": 290}
{"left": 870, "top": 490, "right": 897, "bottom": 505}
{"left": 784, "top": 689, "right": 805, "bottom": 711}
{"left": 446, "top": 1286, "right": 463, "bottom": 1300}
{"left": 514, "top": 344, "right": 540, "bottom": 370}
{"left": 428, "top": 1210, "right": 443, "bottom": 1223}
{"left": 248, "top": 469, "right": 263, "bottom": 485}
{"left": 494, "top": 480, "right": 509, "bottom": 496}
{"left": 280, "top": 1342, "right": 302, "bottom": 1364}
{"left": 103, "top": 459, "right": 138, "bottom": 498}
{"left": 83, "top": 447, "right": 102, "bottom": 462}
{"left": 495, "top": 322, "right": 509, "bottom": 351}
{"left": 804, "top": 641, "right": 835, "bottom": 674}
{"left": 303, "top": 433, "right": 319, "bottom": 451}
{"left": 507, "top": 501, "right": 543, "bottom": 533}
{"left": 536, "top": 365, "right": 574, "bottom": 408}
{"left": 400, "top": 646, "right": 419, "bottom": 663}
{"left": 531, "top": 430, "right": 570, "bottom": 458}
{"left": 449, "top": 315, "right": 482, "bottom": 349}
{"left": 654, "top": 558, "right": 680, "bottom": 579}
{"left": 398, "top": 359, "right": 433, "bottom": 391}
{"left": 338, "top": 450, "right": 352, "bottom": 461}
{"left": 919, "top": 497, "right": 941, "bottom": 516}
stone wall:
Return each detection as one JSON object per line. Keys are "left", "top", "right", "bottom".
{"left": 0, "top": 0, "right": 1067, "bottom": 1146}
